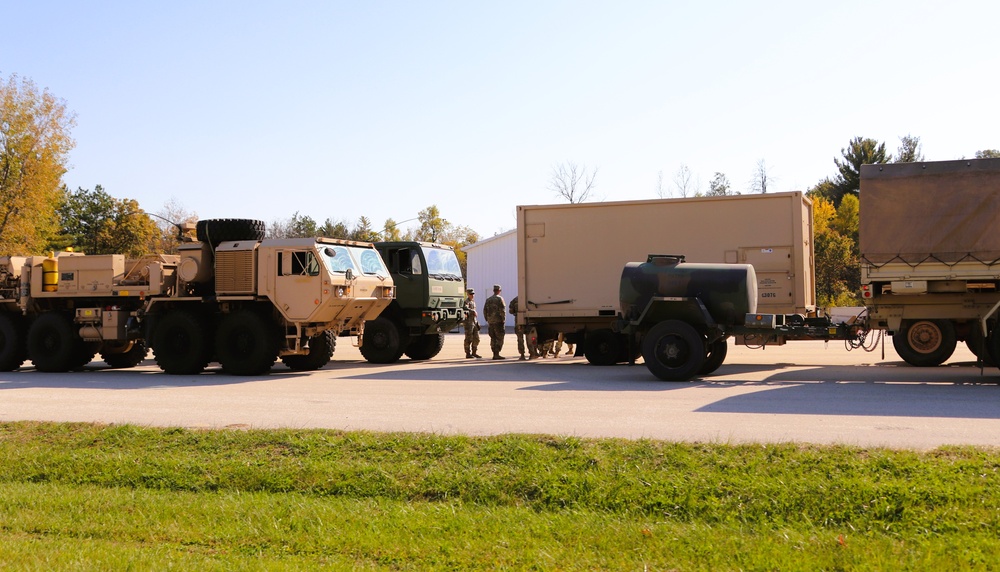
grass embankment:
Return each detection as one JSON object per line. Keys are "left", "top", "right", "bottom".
{"left": 0, "top": 422, "right": 997, "bottom": 570}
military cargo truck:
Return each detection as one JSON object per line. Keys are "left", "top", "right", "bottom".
{"left": 354, "top": 241, "right": 466, "bottom": 363}
{"left": 515, "top": 192, "right": 814, "bottom": 365}
{"left": 860, "top": 158, "right": 1000, "bottom": 366}
{"left": 0, "top": 219, "right": 394, "bottom": 375}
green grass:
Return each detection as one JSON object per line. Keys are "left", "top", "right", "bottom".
{"left": 0, "top": 422, "right": 998, "bottom": 570}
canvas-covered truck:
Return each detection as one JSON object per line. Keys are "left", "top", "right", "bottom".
{"left": 516, "top": 192, "right": 815, "bottom": 365}
{"left": 0, "top": 219, "right": 394, "bottom": 375}
{"left": 354, "top": 241, "right": 466, "bottom": 363}
{"left": 860, "top": 158, "right": 1000, "bottom": 367}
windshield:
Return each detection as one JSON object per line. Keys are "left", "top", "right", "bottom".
{"left": 422, "top": 246, "right": 462, "bottom": 281}
{"left": 320, "top": 245, "right": 358, "bottom": 274}
{"left": 349, "top": 246, "right": 390, "bottom": 277}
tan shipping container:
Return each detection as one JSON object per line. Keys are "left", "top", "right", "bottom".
{"left": 516, "top": 192, "right": 815, "bottom": 338}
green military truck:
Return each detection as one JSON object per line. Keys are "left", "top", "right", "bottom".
{"left": 353, "top": 241, "right": 466, "bottom": 363}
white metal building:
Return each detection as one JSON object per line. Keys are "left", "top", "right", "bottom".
{"left": 462, "top": 229, "right": 516, "bottom": 328}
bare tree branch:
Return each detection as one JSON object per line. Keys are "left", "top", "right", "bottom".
{"left": 673, "top": 164, "right": 694, "bottom": 198}
{"left": 749, "top": 159, "right": 776, "bottom": 194}
{"left": 548, "top": 162, "right": 598, "bottom": 203}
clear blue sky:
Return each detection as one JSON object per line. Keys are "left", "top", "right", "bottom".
{"left": 4, "top": 1, "right": 998, "bottom": 238}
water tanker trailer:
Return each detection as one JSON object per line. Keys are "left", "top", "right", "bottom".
{"left": 617, "top": 255, "right": 867, "bottom": 381}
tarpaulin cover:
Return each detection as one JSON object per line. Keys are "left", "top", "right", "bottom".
{"left": 859, "top": 159, "right": 1000, "bottom": 264}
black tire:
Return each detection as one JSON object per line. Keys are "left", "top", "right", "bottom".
{"left": 584, "top": 329, "right": 622, "bottom": 366}
{"left": 617, "top": 333, "right": 642, "bottom": 363}
{"left": 74, "top": 341, "right": 100, "bottom": 369}
{"left": 150, "top": 310, "right": 213, "bottom": 375}
{"left": 0, "top": 313, "right": 27, "bottom": 371}
{"left": 641, "top": 320, "right": 706, "bottom": 382}
{"left": 699, "top": 337, "right": 729, "bottom": 375}
{"left": 892, "top": 319, "right": 957, "bottom": 367}
{"left": 359, "top": 317, "right": 405, "bottom": 364}
{"left": 100, "top": 339, "right": 148, "bottom": 369}
{"left": 215, "top": 310, "right": 279, "bottom": 375}
{"left": 404, "top": 333, "right": 445, "bottom": 360}
{"left": 196, "top": 218, "right": 266, "bottom": 247}
{"left": 281, "top": 330, "right": 336, "bottom": 371}
{"left": 27, "top": 312, "right": 85, "bottom": 372}
{"left": 987, "top": 328, "right": 1000, "bottom": 369}
{"left": 966, "top": 325, "right": 997, "bottom": 366}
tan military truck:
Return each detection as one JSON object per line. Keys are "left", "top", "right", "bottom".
{"left": 0, "top": 219, "right": 394, "bottom": 375}
{"left": 515, "top": 192, "right": 815, "bottom": 365}
{"left": 860, "top": 158, "right": 1000, "bottom": 366}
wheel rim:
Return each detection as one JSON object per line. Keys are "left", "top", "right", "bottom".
{"left": 907, "top": 321, "right": 942, "bottom": 354}
{"left": 166, "top": 326, "right": 192, "bottom": 354}
{"left": 39, "top": 329, "right": 60, "bottom": 352}
{"left": 229, "top": 330, "right": 258, "bottom": 357}
{"left": 653, "top": 333, "right": 693, "bottom": 368}
{"left": 369, "top": 329, "right": 390, "bottom": 350}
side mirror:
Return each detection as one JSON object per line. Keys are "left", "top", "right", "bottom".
{"left": 345, "top": 269, "right": 353, "bottom": 281}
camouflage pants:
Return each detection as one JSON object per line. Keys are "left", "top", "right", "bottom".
{"left": 487, "top": 322, "right": 505, "bottom": 356}
{"left": 515, "top": 325, "right": 538, "bottom": 358}
{"left": 540, "top": 333, "right": 573, "bottom": 357}
{"left": 553, "top": 332, "right": 574, "bottom": 356}
{"left": 463, "top": 324, "right": 480, "bottom": 355}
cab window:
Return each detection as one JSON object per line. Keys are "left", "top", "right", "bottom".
{"left": 279, "top": 251, "right": 320, "bottom": 276}
{"left": 389, "top": 247, "right": 422, "bottom": 275}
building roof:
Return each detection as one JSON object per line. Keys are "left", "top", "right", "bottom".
{"left": 461, "top": 228, "right": 515, "bottom": 253}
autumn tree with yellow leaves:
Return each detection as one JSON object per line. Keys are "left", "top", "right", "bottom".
{"left": 0, "top": 74, "right": 76, "bottom": 254}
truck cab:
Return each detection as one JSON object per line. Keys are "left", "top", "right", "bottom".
{"left": 356, "top": 241, "right": 466, "bottom": 363}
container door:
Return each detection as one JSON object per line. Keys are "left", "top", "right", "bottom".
{"left": 740, "top": 246, "right": 793, "bottom": 313}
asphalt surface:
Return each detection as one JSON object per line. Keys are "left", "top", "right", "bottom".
{"left": 2, "top": 334, "right": 999, "bottom": 450}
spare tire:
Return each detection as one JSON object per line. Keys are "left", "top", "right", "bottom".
{"left": 196, "top": 219, "right": 266, "bottom": 246}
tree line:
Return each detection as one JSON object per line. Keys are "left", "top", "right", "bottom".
{"left": 4, "top": 73, "right": 999, "bottom": 305}
{"left": 551, "top": 138, "right": 1000, "bottom": 308}
{"left": 0, "top": 74, "right": 478, "bottom": 272}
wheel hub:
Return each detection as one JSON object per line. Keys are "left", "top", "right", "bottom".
{"left": 908, "top": 321, "right": 942, "bottom": 353}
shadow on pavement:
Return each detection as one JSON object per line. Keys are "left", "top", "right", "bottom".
{"left": 0, "top": 360, "right": 314, "bottom": 390}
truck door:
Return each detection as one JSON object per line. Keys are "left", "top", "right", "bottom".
{"left": 275, "top": 249, "right": 323, "bottom": 320}
{"left": 740, "top": 246, "right": 793, "bottom": 313}
{"left": 384, "top": 246, "right": 425, "bottom": 308}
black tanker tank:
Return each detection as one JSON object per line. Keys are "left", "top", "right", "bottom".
{"left": 619, "top": 255, "right": 757, "bottom": 327}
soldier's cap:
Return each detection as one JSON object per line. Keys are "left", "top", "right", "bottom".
{"left": 466, "top": 288, "right": 475, "bottom": 294}
{"left": 493, "top": 284, "right": 501, "bottom": 291}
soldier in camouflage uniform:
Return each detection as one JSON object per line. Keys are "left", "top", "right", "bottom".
{"left": 538, "top": 335, "right": 555, "bottom": 358}
{"left": 462, "top": 288, "right": 482, "bottom": 358}
{"left": 552, "top": 332, "right": 575, "bottom": 357}
{"left": 509, "top": 296, "right": 539, "bottom": 360}
{"left": 482, "top": 284, "right": 507, "bottom": 359}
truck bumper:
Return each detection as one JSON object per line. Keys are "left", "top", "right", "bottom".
{"left": 421, "top": 308, "right": 465, "bottom": 332}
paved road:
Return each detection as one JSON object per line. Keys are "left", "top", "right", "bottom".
{"left": 2, "top": 334, "right": 999, "bottom": 449}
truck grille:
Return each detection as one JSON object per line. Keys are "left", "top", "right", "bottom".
{"left": 216, "top": 250, "right": 256, "bottom": 293}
